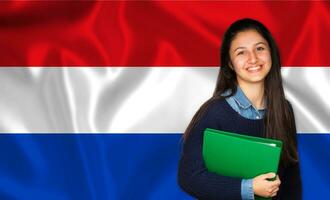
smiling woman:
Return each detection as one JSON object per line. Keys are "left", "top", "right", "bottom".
{"left": 178, "top": 18, "right": 302, "bottom": 200}
{"left": 229, "top": 30, "right": 272, "bottom": 110}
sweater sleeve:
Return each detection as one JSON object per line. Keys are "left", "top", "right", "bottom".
{"left": 178, "top": 102, "right": 242, "bottom": 200}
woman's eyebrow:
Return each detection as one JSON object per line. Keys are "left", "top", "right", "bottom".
{"left": 234, "top": 42, "right": 267, "bottom": 52}
{"left": 234, "top": 47, "right": 245, "bottom": 52}
{"left": 254, "top": 42, "right": 267, "bottom": 46}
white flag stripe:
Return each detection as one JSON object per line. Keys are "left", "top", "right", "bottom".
{"left": 0, "top": 67, "right": 329, "bottom": 133}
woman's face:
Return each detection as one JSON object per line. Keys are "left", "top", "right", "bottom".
{"left": 229, "top": 30, "right": 272, "bottom": 86}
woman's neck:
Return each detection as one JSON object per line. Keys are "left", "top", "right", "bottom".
{"left": 238, "top": 82, "right": 265, "bottom": 109}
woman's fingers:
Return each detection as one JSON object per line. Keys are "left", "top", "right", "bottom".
{"left": 276, "top": 175, "right": 281, "bottom": 184}
{"left": 270, "top": 188, "right": 279, "bottom": 197}
{"left": 269, "top": 184, "right": 280, "bottom": 197}
{"left": 270, "top": 175, "right": 281, "bottom": 189}
{"left": 271, "top": 180, "right": 280, "bottom": 189}
{"left": 272, "top": 187, "right": 279, "bottom": 193}
{"left": 270, "top": 192, "right": 278, "bottom": 197}
{"left": 268, "top": 175, "right": 280, "bottom": 197}
{"left": 253, "top": 173, "right": 281, "bottom": 198}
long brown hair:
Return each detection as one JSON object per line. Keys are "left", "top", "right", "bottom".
{"left": 183, "top": 18, "right": 298, "bottom": 166}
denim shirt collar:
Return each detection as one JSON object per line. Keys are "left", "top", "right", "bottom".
{"left": 232, "top": 86, "right": 266, "bottom": 111}
{"left": 233, "top": 86, "right": 251, "bottom": 109}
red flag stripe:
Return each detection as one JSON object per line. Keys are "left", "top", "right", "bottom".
{"left": 0, "top": 1, "right": 329, "bottom": 67}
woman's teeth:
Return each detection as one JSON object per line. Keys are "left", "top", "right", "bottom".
{"left": 247, "top": 65, "right": 262, "bottom": 72}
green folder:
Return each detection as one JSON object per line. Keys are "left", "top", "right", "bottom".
{"left": 202, "top": 128, "right": 282, "bottom": 200}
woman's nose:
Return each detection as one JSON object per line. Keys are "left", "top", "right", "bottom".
{"left": 248, "top": 51, "right": 258, "bottom": 64}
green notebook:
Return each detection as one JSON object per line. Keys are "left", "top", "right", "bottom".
{"left": 202, "top": 128, "right": 282, "bottom": 200}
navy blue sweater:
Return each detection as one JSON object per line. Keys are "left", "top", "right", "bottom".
{"left": 178, "top": 99, "right": 302, "bottom": 200}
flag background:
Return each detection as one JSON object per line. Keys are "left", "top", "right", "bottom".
{"left": 0, "top": 1, "right": 329, "bottom": 200}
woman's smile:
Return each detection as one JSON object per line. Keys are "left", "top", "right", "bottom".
{"left": 246, "top": 65, "right": 263, "bottom": 73}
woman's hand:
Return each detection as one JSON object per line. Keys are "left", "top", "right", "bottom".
{"left": 253, "top": 173, "right": 281, "bottom": 198}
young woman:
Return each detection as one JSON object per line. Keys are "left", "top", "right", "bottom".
{"left": 178, "top": 18, "right": 302, "bottom": 200}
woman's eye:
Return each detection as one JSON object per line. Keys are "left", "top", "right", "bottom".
{"left": 257, "top": 46, "right": 265, "bottom": 51}
{"left": 237, "top": 51, "right": 244, "bottom": 56}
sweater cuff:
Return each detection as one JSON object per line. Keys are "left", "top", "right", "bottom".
{"left": 241, "top": 179, "right": 254, "bottom": 200}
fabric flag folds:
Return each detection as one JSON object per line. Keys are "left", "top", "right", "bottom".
{"left": 0, "top": 1, "right": 329, "bottom": 200}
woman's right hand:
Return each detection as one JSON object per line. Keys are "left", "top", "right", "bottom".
{"left": 253, "top": 173, "right": 281, "bottom": 198}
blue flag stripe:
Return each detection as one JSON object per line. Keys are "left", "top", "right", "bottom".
{"left": 0, "top": 134, "right": 328, "bottom": 199}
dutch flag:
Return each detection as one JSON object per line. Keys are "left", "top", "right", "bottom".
{"left": 0, "top": 1, "right": 329, "bottom": 200}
